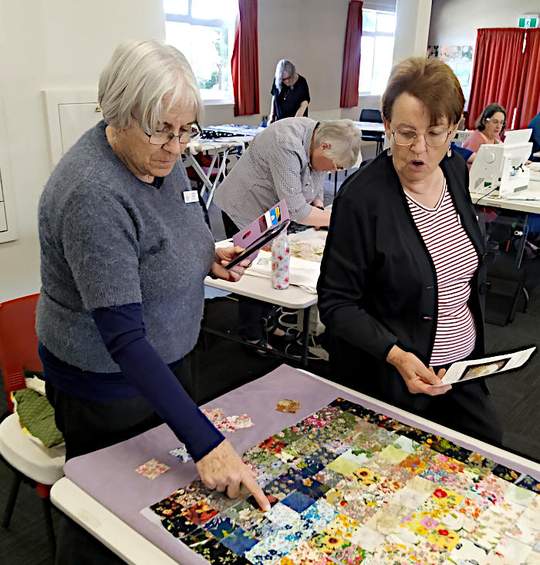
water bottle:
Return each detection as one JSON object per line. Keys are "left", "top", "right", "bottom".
{"left": 271, "top": 231, "right": 290, "bottom": 290}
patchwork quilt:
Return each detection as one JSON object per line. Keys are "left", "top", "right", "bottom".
{"left": 143, "top": 398, "right": 540, "bottom": 564}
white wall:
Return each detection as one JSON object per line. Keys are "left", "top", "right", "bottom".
{"left": 429, "top": 0, "right": 540, "bottom": 45}
{"left": 393, "top": 0, "right": 432, "bottom": 64}
{"left": 0, "top": 0, "right": 165, "bottom": 302}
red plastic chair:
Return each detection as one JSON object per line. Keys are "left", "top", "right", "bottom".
{"left": 0, "top": 293, "right": 62, "bottom": 552}
{"left": 0, "top": 293, "right": 41, "bottom": 413}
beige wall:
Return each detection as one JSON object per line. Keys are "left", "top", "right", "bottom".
{"left": 205, "top": 0, "right": 350, "bottom": 125}
{"left": 429, "top": 0, "right": 540, "bottom": 45}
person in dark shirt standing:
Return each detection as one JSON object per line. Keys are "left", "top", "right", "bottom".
{"left": 269, "top": 59, "right": 310, "bottom": 123}
{"left": 318, "top": 57, "right": 502, "bottom": 448}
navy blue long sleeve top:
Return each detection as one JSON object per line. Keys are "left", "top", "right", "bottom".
{"left": 40, "top": 303, "right": 224, "bottom": 462}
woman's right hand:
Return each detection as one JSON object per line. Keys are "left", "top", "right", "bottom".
{"left": 195, "top": 439, "right": 271, "bottom": 511}
{"left": 386, "top": 345, "right": 451, "bottom": 396}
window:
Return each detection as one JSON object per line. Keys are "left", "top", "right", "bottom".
{"left": 359, "top": 9, "right": 396, "bottom": 96}
{"left": 164, "top": 0, "right": 238, "bottom": 102}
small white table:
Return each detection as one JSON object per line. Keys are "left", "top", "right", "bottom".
{"left": 353, "top": 120, "right": 386, "bottom": 134}
{"left": 470, "top": 178, "right": 540, "bottom": 214}
{"left": 205, "top": 267, "right": 318, "bottom": 367}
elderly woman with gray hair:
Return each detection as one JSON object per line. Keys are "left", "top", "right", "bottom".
{"left": 269, "top": 59, "right": 310, "bottom": 123}
{"left": 215, "top": 117, "right": 362, "bottom": 230}
{"left": 215, "top": 117, "right": 361, "bottom": 346}
{"left": 38, "top": 39, "right": 269, "bottom": 563}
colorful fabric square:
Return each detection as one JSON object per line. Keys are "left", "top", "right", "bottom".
{"left": 276, "top": 399, "right": 301, "bottom": 413}
{"left": 169, "top": 444, "right": 191, "bottom": 463}
{"left": 203, "top": 514, "right": 237, "bottom": 539}
{"left": 220, "top": 527, "right": 259, "bottom": 555}
{"left": 135, "top": 458, "right": 169, "bottom": 480}
{"left": 279, "top": 541, "right": 332, "bottom": 564}
{"left": 161, "top": 514, "right": 198, "bottom": 538}
{"left": 143, "top": 397, "right": 540, "bottom": 564}
{"left": 181, "top": 500, "right": 218, "bottom": 525}
{"left": 281, "top": 491, "right": 316, "bottom": 513}
{"left": 202, "top": 406, "right": 254, "bottom": 433}
{"left": 182, "top": 529, "right": 248, "bottom": 563}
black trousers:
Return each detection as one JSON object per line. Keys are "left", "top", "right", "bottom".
{"left": 222, "top": 211, "right": 273, "bottom": 341}
{"left": 46, "top": 360, "right": 193, "bottom": 565}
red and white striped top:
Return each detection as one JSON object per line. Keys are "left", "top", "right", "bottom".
{"left": 405, "top": 180, "right": 478, "bottom": 366}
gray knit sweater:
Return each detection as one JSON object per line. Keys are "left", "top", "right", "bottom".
{"left": 37, "top": 121, "right": 215, "bottom": 373}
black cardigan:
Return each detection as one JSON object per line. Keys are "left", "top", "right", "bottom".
{"left": 317, "top": 151, "right": 488, "bottom": 409}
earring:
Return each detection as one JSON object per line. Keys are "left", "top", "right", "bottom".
{"left": 387, "top": 146, "right": 392, "bottom": 156}
{"left": 447, "top": 147, "right": 452, "bottom": 158}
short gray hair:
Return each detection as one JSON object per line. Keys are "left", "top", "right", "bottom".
{"left": 274, "top": 59, "right": 297, "bottom": 93}
{"left": 98, "top": 40, "right": 202, "bottom": 133}
{"left": 313, "top": 120, "right": 362, "bottom": 169}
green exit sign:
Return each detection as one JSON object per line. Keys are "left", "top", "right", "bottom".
{"left": 518, "top": 15, "right": 539, "bottom": 28}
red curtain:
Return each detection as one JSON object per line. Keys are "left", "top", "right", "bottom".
{"left": 518, "top": 28, "right": 540, "bottom": 128}
{"left": 467, "top": 28, "right": 525, "bottom": 129}
{"left": 340, "top": 0, "right": 363, "bottom": 108}
{"left": 231, "top": 0, "right": 259, "bottom": 116}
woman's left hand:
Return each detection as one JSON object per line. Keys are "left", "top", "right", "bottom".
{"left": 211, "top": 246, "right": 251, "bottom": 282}
{"left": 312, "top": 198, "right": 325, "bottom": 210}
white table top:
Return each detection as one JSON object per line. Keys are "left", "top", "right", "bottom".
{"left": 186, "top": 137, "right": 247, "bottom": 154}
{"left": 470, "top": 178, "right": 540, "bottom": 214}
{"left": 52, "top": 478, "right": 177, "bottom": 565}
{"left": 205, "top": 272, "right": 317, "bottom": 309}
{"left": 352, "top": 120, "right": 386, "bottom": 133}
{"left": 205, "top": 124, "right": 263, "bottom": 138}
{"left": 207, "top": 230, "right": 323, "bottom": 309}
{"left": 51, "top": 368, "right": 540, "bottom": 565}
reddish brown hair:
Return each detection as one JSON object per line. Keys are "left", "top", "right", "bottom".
{"left": 382, "top": 57, "right": 464, "bottom": 126}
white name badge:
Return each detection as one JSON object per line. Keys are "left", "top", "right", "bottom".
{"left": 183, "top": 190, "right": 199, "bottom": 203}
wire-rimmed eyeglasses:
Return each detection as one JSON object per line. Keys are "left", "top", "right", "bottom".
{"left": 391, "top": 128, "right": 453, "bottom": 148}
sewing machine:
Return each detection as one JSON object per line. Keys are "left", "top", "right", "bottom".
{"left": 469, "top": 141, "right": 534, "bottom": 199}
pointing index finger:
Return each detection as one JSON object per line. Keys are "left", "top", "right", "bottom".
{"left": 242, "top": 472, "right": 270, "bottom": 511}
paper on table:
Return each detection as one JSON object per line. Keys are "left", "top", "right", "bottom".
{"left": 437, "top": 346, "right": 536, "bottom": 386}
{"left": 246, "top": 251, "right": 321, "bottom": 293}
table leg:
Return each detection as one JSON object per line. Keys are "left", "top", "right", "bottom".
{"left": 206, "top": 148, "right": 231, "bottom": 207}
{"left": 300, "top": 306, "right": 311, "bottom": 367}
{"left": 515, "top": 213, "right": 530, "bottom": 270}
{"left": 184, "top": 154, "right": 213, "bottom": 195}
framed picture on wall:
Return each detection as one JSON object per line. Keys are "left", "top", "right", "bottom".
{"left": 427, "top": 44, "right": 474, "bottom": 104}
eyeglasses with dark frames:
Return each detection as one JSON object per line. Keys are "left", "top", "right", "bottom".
{"left": 143, "top": 122, "right": 202, "bottom": 146}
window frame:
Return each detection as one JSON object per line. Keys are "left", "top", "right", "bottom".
{"left": 164, "top": 0, "right": 236, "bottom": 104}
{"left": 359, "top": 8, "right": 396, "bottom": 97}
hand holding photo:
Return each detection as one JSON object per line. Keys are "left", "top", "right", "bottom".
{"left": 437, "top": 346, "right": 536, "bottom": 386}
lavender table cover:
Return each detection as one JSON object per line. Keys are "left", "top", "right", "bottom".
{"left": 63, "top": 365, "right": 539, "bottom": 564}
